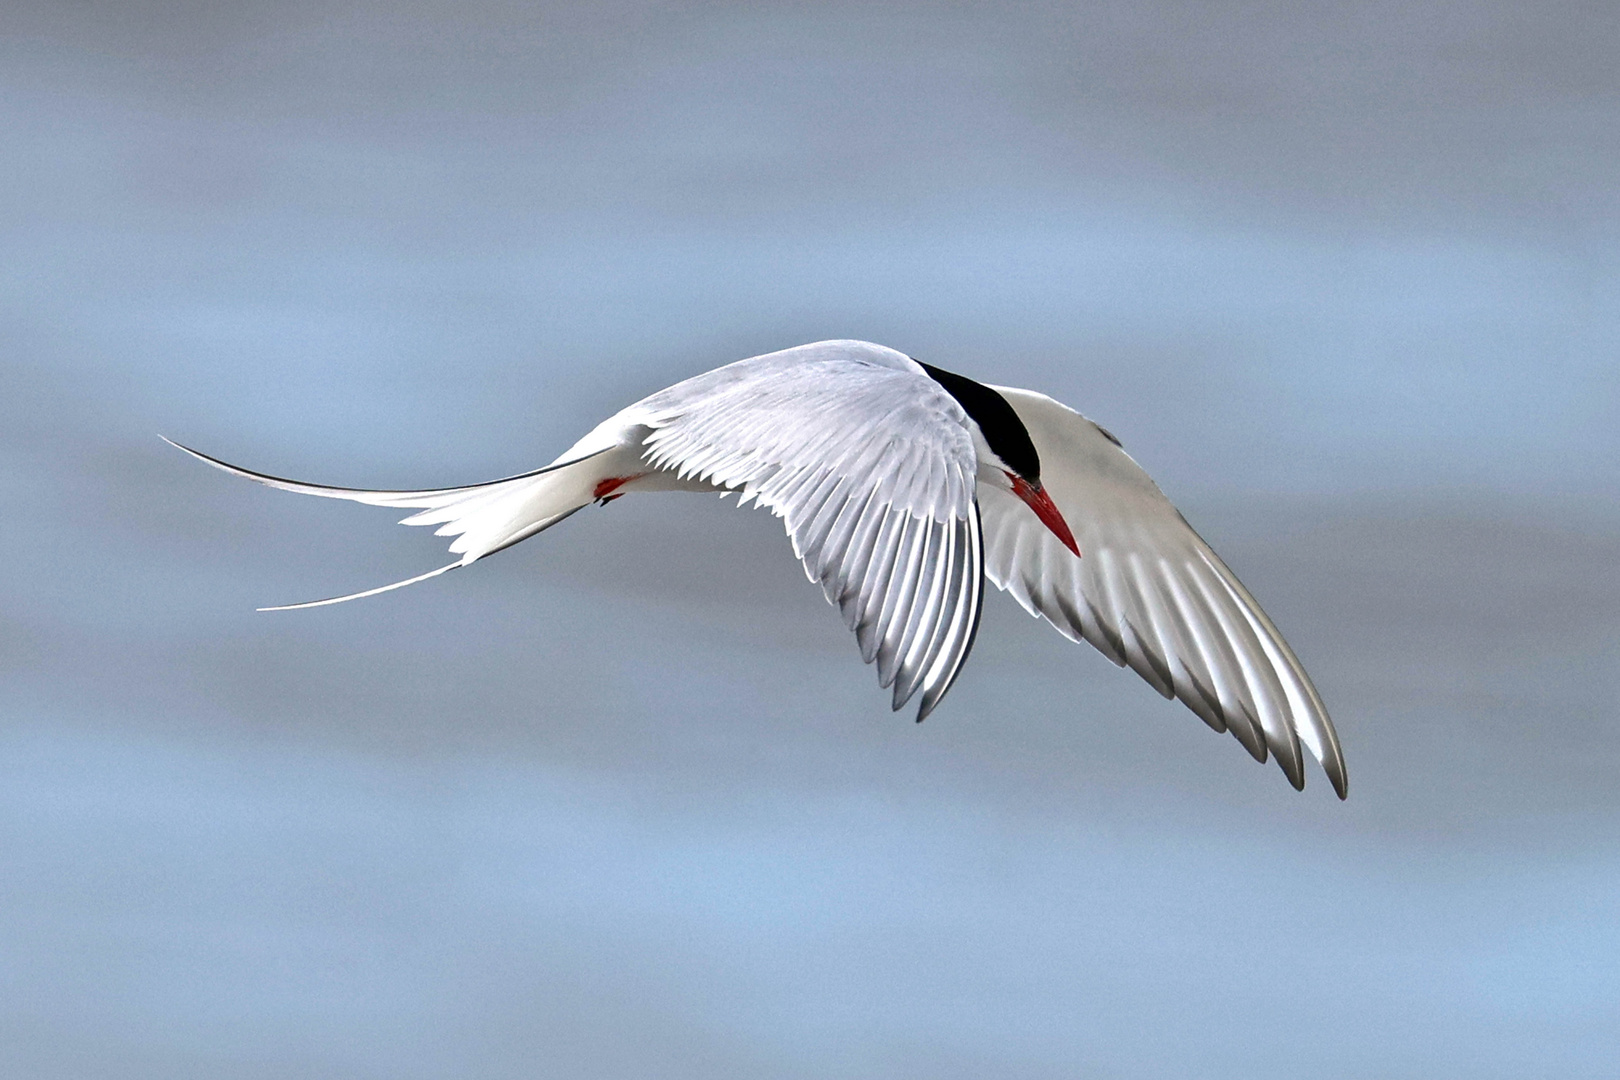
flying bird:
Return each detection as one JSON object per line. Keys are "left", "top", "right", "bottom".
{"left": 169, "top": 340, "right": 1346, "bottom": 797}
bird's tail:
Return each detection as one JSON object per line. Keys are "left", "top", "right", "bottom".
{"left": 164, "top": 438, "right": 613, "bottom": 609}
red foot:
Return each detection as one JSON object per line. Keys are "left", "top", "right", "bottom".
{"left": 593, "top": 476, "right": 631, "bottom": 499}
{"left": 593, "top": 475, "right": 642, "bottom": 504}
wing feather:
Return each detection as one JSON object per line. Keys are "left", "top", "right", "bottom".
{"left": 916, "top": 505, "right": 984, "bottom": 720}
{"left": 636, "top": 342, "right": 984, "bottom": 717}
{"left": 876, "top": 517, "right": 930, "bottom": 689}
{"left": 981, "top": 386, "right": 1347, "bottom": 797}
{"left": 892, "top": 519, "right": 950, "bottom": 704}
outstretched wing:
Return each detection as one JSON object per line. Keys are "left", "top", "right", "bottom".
{"left": 981, "top": 386, "right": 1347, "bottom": 798}
{"left": 636, "top": 342, "right": 983, "bottom": 720}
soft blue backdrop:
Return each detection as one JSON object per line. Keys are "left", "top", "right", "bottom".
{"left": 3, "top": 2, "right": 1617, "bottom": 1076}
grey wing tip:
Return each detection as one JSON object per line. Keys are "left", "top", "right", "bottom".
{"left": 1294, "top": 759, "right": 1348, "bottom": 800}
{"left": 889, "top": 680, "right": 918, "bottom": 713}
{"left": 913, "top": 657, "right": 964, "bottom": 723}
{"left": 1296, "top": 723, "right": 1349, "bottom": 799}
{"left": 1308, "top": 722, "right": 1347, "bottom": 799}
{"left": 1301, "top": 705, "right": 1349, "bottom": 800}
{"left": 1327, "top": 759, "right": 1349, "bottom": 800}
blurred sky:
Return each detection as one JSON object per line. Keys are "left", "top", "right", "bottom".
{"left": 2, "top": 2, "right": 1618, "bottom": 1077}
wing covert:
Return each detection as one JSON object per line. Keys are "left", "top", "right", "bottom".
{"left": 635, "top": 342, "right": 983, "bottom": 719}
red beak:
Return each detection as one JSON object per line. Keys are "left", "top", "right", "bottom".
{"left": 1009, "top": 474, "right": 1080, "bottom": 558}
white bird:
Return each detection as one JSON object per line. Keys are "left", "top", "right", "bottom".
{"left": 169, "top": 340, "right": 1346, "bottom": 797}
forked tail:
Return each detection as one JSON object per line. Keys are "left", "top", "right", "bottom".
{"left": 165, "top": 438, "right": 614, "bottom": 609}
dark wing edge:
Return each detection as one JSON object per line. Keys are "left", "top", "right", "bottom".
{"left": 1187, "top": 528, "right": 1347, "bottom": 797}
{"left": 775, "top": 470, "right": 985, "bottom": 721}
{"left": 985, "top": 484, "right": 1346, "bottom": 798}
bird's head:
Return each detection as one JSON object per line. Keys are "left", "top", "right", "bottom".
{"left": 916, "top": 360, "right": 1080, "bottom": 558}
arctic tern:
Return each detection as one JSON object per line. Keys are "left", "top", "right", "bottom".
{"left": 170, "top": 339, "right": 1346, "bottom": 797}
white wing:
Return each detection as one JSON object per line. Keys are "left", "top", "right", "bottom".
{"left": 636, "top": 342, "right": 984, "bottom": 720}
{"left": 982, "top": 386, "right": 1348, "bottom": 797}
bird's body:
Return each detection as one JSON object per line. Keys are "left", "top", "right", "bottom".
{"left": 171, "top": 340, "right": 1346, "bottom": 796}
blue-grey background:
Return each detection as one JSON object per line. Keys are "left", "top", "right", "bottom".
{"left": 3, "top": 2, "right": 1617, "bottom": 1076}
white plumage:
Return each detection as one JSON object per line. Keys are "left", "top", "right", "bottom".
{"left": 170, "top": 339, "right": 1346, "bottom": 797}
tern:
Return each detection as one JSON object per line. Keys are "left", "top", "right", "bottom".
{"left": 170, "top": 339, "right": 1346, "bottom": 797}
